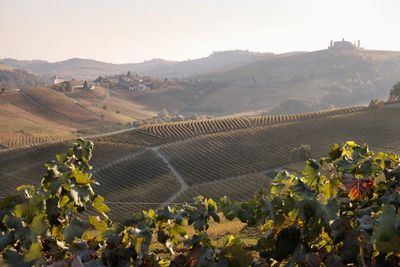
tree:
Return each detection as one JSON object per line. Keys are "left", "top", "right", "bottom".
{"left": 368, "top": 98, "right": 384, "bottom": 109}
{"left": 389, "top": 81, "right": 400, "bottom": 100}
{"left": 64, "top": 81, "right": 72, "bottom": 91}
{"left": 290, "top": 144, "right": 311, "bottom": 161}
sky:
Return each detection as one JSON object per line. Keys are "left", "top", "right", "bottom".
{"left": 1, "top": 0, "right": 400, "bottom": 63}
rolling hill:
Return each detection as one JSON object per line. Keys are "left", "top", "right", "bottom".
{"left": 2, "top": 47, "right": 400, "bottom": 151}
{"left": 2, "top": 105, "right": 400, "bottom": 219}
{"left": 0, "top": 87, "right": 158, "bottom": 146}
{"left": 115, "top": 48, "right": 400, "bottom": 116}
{"left": 0, "top": 50, "right": 270, "bottom": 80}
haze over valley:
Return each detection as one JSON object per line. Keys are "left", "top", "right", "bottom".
{"left": 2, "top": 1, "right": 400, "bottom": 265}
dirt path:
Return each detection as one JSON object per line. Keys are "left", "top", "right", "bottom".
{"left": 151, "top": 147, "right": 189, "bottom": 207}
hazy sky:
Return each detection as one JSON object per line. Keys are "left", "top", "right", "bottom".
{"left": 1, "top": 0, "right": 400, "bottom": 63}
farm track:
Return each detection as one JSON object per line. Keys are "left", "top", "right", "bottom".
{"left": 151, "top": 147, "right": 188, "bottom": 207}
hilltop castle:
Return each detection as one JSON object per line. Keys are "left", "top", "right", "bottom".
{"left": 329, "top": 38, "right": 361, "bottom": 50}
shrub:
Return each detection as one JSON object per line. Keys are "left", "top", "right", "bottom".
{"left": 369, "top": 98, "right": 385, "bottom": 109}
{"left": 290, "top": 144, "right": 311, "bottom": 161}
{"left": 390, "top": 81, "right": 400, "bottom": 100}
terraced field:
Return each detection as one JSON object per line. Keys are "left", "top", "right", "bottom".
{"left": 0, "top": 141, "right": 140, "bottom": 196}
{"left": 0, "top": 135, "right": 71, "bottom": 149}
{"left": 2, "top": 107, "right": 400, "bottom": 220}
{"left": 160, "top": 109, "right": 400, "bottom": 185}
{"left": 139, "top": 106, "right": 366, "bottom": 141}
{"left": 92, "top": 150, "right": 180, "bottom": 219}
{"left": 176, "top": 173, "right": 271, "bottom": 203}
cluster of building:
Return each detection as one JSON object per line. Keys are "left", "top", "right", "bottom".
{"left": 95, "top": 72, "right": 174, "bottom": 91}
{"left": 329, "top": 38, "right": 362, "bottom": 50}
{"left": 52, "top": 76, "right": 94, "bottom": 92}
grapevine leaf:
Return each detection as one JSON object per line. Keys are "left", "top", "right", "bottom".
{"left": 24, "top": 242, "right": 42, "bottom": 262}
{"left": 329, "top": 143, "right": 342, "bottom": 160}
{"left": 72, "top": 169, "right": 90, "bottom": 185}
{"left": 31, "top": 214, "right": 48, "bottom": 235}
{"left": 373, "top": 205, "right": 400, "bottom": 254}
{"left": 58, "top": 195, "right": 70, "bottom": 208}
{"left": 220, "top": 245, "right": 253, "bottom": 267}
{"left": 88, "top": 216, "right": 107, "bottom": 232}
{"left": 93, "top": 195, "right": 110, "bottom": 214}
{"left": 0, "top": 232, "right": 13, "bottom": 251}
{"left": 63, "top": 219, "right": 84, "bottom": 243}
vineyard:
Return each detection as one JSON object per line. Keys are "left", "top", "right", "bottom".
{"left": 92, "top": 150, "right": 181, "bottom": 219}
{"left": 0, "top": 135, "right": 72, "bottom": 150}
{"left": 176, "top": 173, "right": 271, "bottom": 203}
{"left": 2, "top": 139, "right": 400, "bottom": 266}
{"left": 2, "top": 107, "right": 400, "bottom": 220}
{"left": 0, "top": 105, "right": 365, "bottom": 150}
{"left": 139, "top": 106, "right": 367, "bottom": 141}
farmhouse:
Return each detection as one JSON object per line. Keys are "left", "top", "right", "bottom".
{"left": 52, "top": 75, "right": 64, "bottom": 85}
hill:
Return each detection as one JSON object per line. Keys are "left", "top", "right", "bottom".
{"left": 0, "top": 50, "right": 269, "bottom": 79}
{"left": 0, "top": 87, "right": 158, "bottom": 146}
{"left": 123, "top": 49, "right": 400, "bottom": 116}
{"left": 0, "top": 68, "right": 44, "bottom": 89}
{"left": 2, "top": 106, "right": 400, "bottom": 219}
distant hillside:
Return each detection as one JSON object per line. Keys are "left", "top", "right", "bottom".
{"left": 0, "top": 50, "right": 269, "bottom": 79}
{"left": 103, "top": 48, "right": 400, "bottom": 116}
{"left": 204, "top": 49, "right": 400, "bottom": 109}
{"left": 0, "top": 68, "right": 44, "bottom": 89}
{"left": 131, "top": 50, "right": 273, "bottom": 77}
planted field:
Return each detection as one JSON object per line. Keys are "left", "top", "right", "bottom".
{"left": 94, "top": 129, "right": 166, "bottom": 146}
{"left": 139, "top": 106, "right": 366, "bottom": 141}
{"left": 0, "top": 135, "right": 71, "bottom": 149}
{"left": 160, "top": 109, "right": 400, "bottom": 185}
{"left": 3, "top": 107, "right": 400, "bottom": 221}
{"left": 0, "top": 141, "right": 139, "bottom": 197}
{"left": 92, "top": 150, "right": 180, "bottom": 219}
{"left": 22, "top": 89, "right": 99, "bottom": 123}
{"left": 176, "top": 173, "right": 271, "bottom": 203}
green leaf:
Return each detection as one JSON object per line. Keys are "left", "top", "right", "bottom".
{"left": 72, "top": 169, "right": 91, "bottom": 185}
{"left": 93, "top": 195, "right": 110, "bottom": 214}
{"left": 14, "top": 203, "right": 29, "bottom": 218}
{"left": 59, "top": 195, "right": 70, "bottom": 208}
{"left": 63, "top": 219, "right": 84, "bottom": 243}
{"left": 24, "top": 242, "right": 42, "bottom": 262}
{"left": 373, "top": 205, "right": 400, "bottom": 254}
{"left": 220, "top": 245, "right": 253, "bottom": 267}
{"left": 88, "top": 216, "right": 107, "bottom": 232}
{"left": 329, "top": 143, "right": 342, "bottom": 160}
{"left": 0, "top": 232, "right": 13, "bottom": 251}
{"left": 56, "top": 153, "right": 67, "bottom": 162}
{"left": 301, "top": 159, "right": 319, "bottom": 189}
{"left": 31, "top": 214, "right": 48, "bottom": 235}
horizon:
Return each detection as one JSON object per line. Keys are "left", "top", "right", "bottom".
{"left": 1, "top": 0, "right": 400, "bottom": 63}
{"left": 3, "top": 45, "right": 400, "bottom": 65}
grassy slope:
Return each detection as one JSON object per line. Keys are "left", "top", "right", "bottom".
{"left": 0, "top": 87, "right": 157, "bottom": 143}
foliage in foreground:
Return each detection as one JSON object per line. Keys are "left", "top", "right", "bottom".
{"left": 1, "top": 140, "right": 400, "bottom": 266}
